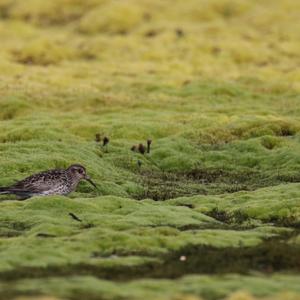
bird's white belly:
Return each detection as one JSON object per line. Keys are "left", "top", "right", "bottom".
{"left": 40, "top": 187, "right": 69, "bottom": 196}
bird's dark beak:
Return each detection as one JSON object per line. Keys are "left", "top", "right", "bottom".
{"left": 85, "top": 175, "right": 98, "bottom": 190}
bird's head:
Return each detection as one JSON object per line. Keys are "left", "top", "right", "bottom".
{"left": 67, "top": 164, "right": 98, "bottom": 190}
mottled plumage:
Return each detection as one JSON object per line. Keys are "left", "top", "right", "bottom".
{"left": 0, "top": 164, "right": 97, "bottom": 199}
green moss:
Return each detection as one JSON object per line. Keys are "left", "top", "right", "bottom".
{"left": 0, "top": 195, "right": 287, "bottom": 275}
{"left": 167, "top": 183, "right": 300, "bottom": 226}
{"left": 0, "top": 96, "right": 30, "bottom": 120}
{"left": 1, "top": 274, "right": 300, "bottom": 300}
{"left": 0, "top": 0, "right": 300, "bottom": 299}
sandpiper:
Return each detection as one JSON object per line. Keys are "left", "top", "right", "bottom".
{"left": 0, "top": 164, "right": 97, "bottom": 200}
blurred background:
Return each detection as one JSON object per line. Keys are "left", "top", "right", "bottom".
{"left": 0, "top": 0, "right": 299, "bottom": 88}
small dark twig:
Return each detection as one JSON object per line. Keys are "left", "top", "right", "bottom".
{"left": 69, "top": 212, "right": 82, "bottom": 222}
{"left": 103, "top": 136, "right": 110, "bottom": 147}
{"left": 147, "top": 139, "right": 152, "bottom": 153}
{"left": 36, "top": 233, "right": 56, "bottom": 238}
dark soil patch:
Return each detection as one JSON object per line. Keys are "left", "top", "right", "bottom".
{"left": 183, "top": 169, "right": 256, "bottom": 183}
{"left": 135, "top": 168, "right": 299, "bottom": 200}
{"left": 206, "top": 208, "right": 250, "bottom": 225}
{"left": 206, "top": 208, "right": 300, "bottom": 229}
{"left": 136, "top": 170, "right": 208, "bottom": 200}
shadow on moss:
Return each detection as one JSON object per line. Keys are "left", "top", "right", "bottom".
{"left": 0, "top": 232, "right": 299, "bottom": 282}
{"left": 206, "top": 207, "right": 300, "bottom": 229}
{"left": 136, "top": 168, "right": 300, "bottom": 201}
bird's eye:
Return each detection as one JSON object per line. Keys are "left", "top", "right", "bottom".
{"left": 78, "top": 169, "right": 83, "bottom": 174}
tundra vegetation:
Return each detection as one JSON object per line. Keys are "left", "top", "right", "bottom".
{"left": 0, "top": 0, "right": 300, "bottom": 299}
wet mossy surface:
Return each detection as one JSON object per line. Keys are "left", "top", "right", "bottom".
{"left": 1, "top": 0, "right": 300, "bottom": 299}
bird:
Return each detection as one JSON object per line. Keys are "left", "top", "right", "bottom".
{"left": 0, "top": 164, "right": 98, "bottom": 200}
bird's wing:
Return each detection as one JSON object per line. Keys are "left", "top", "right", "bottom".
{"left": 11, "top": 169, "right": 67, "bottom": 193}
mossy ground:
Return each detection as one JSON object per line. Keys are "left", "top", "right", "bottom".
{"left": 0, "top": 0, "right": 300, "bottom": 299}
